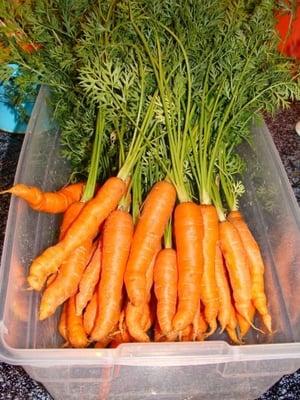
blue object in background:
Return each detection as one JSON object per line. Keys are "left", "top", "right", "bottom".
{"left": 0, "top": 64, "right": 36, "bottom": 134}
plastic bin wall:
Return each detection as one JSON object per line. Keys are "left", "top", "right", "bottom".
{"left": 0, "top": 87, "right": 300, "bottom": 400}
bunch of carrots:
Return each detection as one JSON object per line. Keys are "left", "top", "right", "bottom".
{"left": 1, "top": 174, "right": 271, "bottom": 347}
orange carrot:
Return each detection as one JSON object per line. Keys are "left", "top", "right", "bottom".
{"left": 126, "top": 247, "right": 158, "bottom": 342}
{"left": 39, "top": 240, "right": 93, "bottom": 320}
{"left": 199, "top": 204, "right": 219, "bottom": 335}
{"left": 83, "top": 292, "right": 98, "bottom": 336}
{"left": 91, "top": 210, "right": 134, "bottom": 341}
{"left": 215, "top": 243, "right": 232, "bottom": 332}
{"left": 58, "top": 303, "right": 68, "bottom": 342}
{"left": 1, "top": 183, "right": 84, "bottom": 213}
{"left": 228, "top": 211, "right": 272, "bottom": 332}
{"left": 76, "top": 242, "right": 102, "bottom": 316}
{"left": 219, "top": 220, "right": 252, "bottom": 325}
{"left": 125, "top": 181, "right": 176, "bottom": 306}
{"left": 67, "top": 295, "right": 89, "bottom": 348}
{"left": 180, "top": 324, "right": 193, "bottom": 341}
{"left": 172, "top": 202, "right": 204, "bottom": 331}
{"left": 95, "top": 338, "right": 111, "bottom": 348}
{"left": 192, "top": 303, "right": 208, "bottom": 341}
{"left": 27, "top": 177, "right": 126, "bottom": 291}
{"left": 154, "top": 248, "right": 178, "bottom": 336}
{"left": 236, "top": 303, "right": 256, "bottom": 338}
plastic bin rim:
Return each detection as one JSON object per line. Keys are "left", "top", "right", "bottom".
{"left": 0, "top": 336, "right": 300, "bottom": 366}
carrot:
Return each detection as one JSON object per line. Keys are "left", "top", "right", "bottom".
{"left": 67, "top": 295, "right": 89, "bottom": 348}
{"left": 27, "top": 177, "right": 126, "bottom": 291}
{"left": 172, "top": 202, "right": 204, "bottom": 331}
{"left": 91, "top": 210, "right": 134, "bottom": 341}
{"left": 124, "top": 181, "right": 176, "bottom": 306}
{"left": 58, "top": 303, "right": 68, "bottom": 343}
{"left": 228, "top": 211, "right": 272, "bottom": 332}
{"left": 76, "top": 242, "right": 102, "bottom": 316}
{"left": 153, "top": 248, "right": 178, "bottom": 336}
{"left": 219, "top": 220, "right": 253, "bottom": 325}
{"left": 1, "top": 183, "right": 84, "bottom": 213}
{"left": 126, "top": 247, "right": 158, "bottom": 342}
{"left": 180, "top": 324, "right": 193, "bottom": 341}
{"left": 236, "top": 303, "right": 256, "bottom": 339}
{"left": 39, "top": 240, "right": 93, "bottom": 320}
{"left": 83, "top": 292, "right": 98, "bottom": 336}
{"left": 95, "top": 338, "right": 111, "bottom": 348}
{"left": 215, "top": 243, "right": 232, "bottom": 332}
{"left": 199, "top": 204, "right": 219, "bottom": 335}
{"left": 192, "top": 303, "right": 208, "bottom": 341}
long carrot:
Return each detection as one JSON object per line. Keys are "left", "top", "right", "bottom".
{"left": 219, "top": 220, "right": 253, "bottom": 325}
{"left": 124, "top": 181, "right": 176, "bottom": 306}
{"left": 1, "top": 183, "right": 84, "bottom": 213}
{"left": 172, "top": 202, "right": 204, "bottom": 331}
{"left": 199, "top": 204, "right": 219, "bottom": 335}
{"left": 39, "top": 240, "right": 93, "bottom": 320}
{"left": 27, "top": 177, "right": 126, "bottom": 291}
{"left": 215, "top": 243, "right": 232, "bottom": 332}
{"left": 67, "top": 295, "right": 89, "bottom": 348}
{"left": 76, "top": 242, "right": 102, "bottom": 316}
{"left": 83, "top": 292, "right": 98, "bottom": 336}
{"left": 153, "top": 248, "right": 178, "bottom": 336}
{"left": 91, "top": 209, "right": 134, "bottom": 341}
{"left": 228, "top": 211, "right": 272, "bottom": 332}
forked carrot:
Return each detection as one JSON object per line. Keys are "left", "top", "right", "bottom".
{"left": 91, "top": 210, "right": 134, "bottom": 341}
{"left": 215, "top": 243, "right": 232, "bottom": 332}
{"left": 219, "top": 220, "right": 253, "bottom": 325}
{"left": 83, "top": 292, "right": 98, "bottom": 336}
{"left": 76, "top": 242, "right": 102, "bottom": 316}
{"left": 58, "top": 302, "right": 68, "bottom": 342}
{"left": 1, "top": 183, "right": 84, "bottom": 213}
{"left": 172, "top": 202, "right": 204, "bottom": 331}
{"left": 27, "top": 177, "right": 126, "bottom": 291}
{"left": 199, "top": 204, "right": 219, "bottom": 335}
{"left": 228, "top": 211, "right": 272, "bottom": 332}
{"left": 67, "top": 295, "right": 89, "bottom": 348}
{"left": 125, "top": 181, "right": 176, "bottom": 306}
{"left": 39, "top": 240, "right": 93, "bottom": 320}
{"left": 153, "top": 248, "right": 178, "bottom": 336}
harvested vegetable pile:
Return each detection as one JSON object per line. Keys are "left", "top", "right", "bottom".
{"left": 1, "top": 0, "right": 300, "bottom": 347}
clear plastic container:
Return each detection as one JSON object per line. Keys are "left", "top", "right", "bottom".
{"left": 1, "top": 87, "right": 300, "bottom": 400}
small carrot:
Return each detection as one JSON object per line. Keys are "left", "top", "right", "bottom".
{"left": 215, "top": 243, "right": 232, "bottom": 332}
{"left": 67, "top": 295, "right": 89, "bottom": 348}
{"left": 83, "top": 292, "right": 98, "bottom": 336}
{"left": 172, "top": 202, "right": 204, "bottom": 331}
{"left": 91, "top": 210, "right": 134, "bottom": 342}
{"left": 125, "top": 181, "right": 176, "bottom": 306}
{"left": 76, "top": 242, "right": 102, "bottom": 316}
{"left": 58, "top": 303, "right": 68, "bottom": 342}
{"left": 219, "top": 220, "right": 253, "bottom": 325}
{"left": 27, "top": 177, "right": 126, "bottom": 291}
{"left": 199, "top": 204, "right": 219, "bottom": 335}
{"left": 1, "top": 183, "right": 84, "bottom": 213}
{"left": 236, "top": 303, "right": 256, "bottom": 339}
{"left": 228, "top": 211, "right": 272, "bottom": 332}
{"left": 153, "top": 248, "right": 178, "bottom": 336}
{"left": 39, "top": 240, "right": 93, "bottom": 320}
